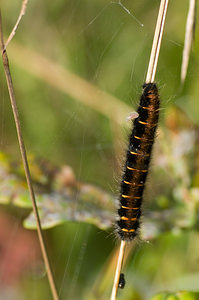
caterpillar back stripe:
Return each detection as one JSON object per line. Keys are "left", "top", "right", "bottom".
{"left": 116, "top": 82, "right": 160, "bottom": 241}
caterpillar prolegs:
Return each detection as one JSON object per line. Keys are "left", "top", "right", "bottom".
{"left": 116, "top": 83, "right": 160, "bottom": 241}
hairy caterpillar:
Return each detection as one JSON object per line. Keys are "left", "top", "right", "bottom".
{"left": 116, "top": 82, "right": 160, "bottom": 241}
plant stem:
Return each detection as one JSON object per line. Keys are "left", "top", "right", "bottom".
{"left": 111, "top": 0, "right": 169, "bottom": 299}
{"left": 0, "top": 11, "right": 59, "bottom": 300}
{"left": 110, "top": 240, "right": 126, "bottom": 300}
{"left": 146, "top": 0, "right": 169, "bottom": 83}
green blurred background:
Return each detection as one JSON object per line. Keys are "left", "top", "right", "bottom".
{"left": 1, "top": 1, "right": 199, "bottom": 299}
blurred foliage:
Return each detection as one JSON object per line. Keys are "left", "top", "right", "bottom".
{"left": 149, "top": 291, "right": 199, "bottom": 300}
{"left": 0, "top": 151, "right": 114, "bottom": 230}
{"left": 1, "top": 0, "right": 199, "bottom": 300}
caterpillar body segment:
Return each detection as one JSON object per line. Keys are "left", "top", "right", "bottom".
{"left": 117, "top": 83, "right": 160, "bottom": 241}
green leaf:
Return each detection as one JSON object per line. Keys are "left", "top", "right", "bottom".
{"left": 149, "top": 291, "right": 199, "bottom": 300}
{"left": 176, "top": 291, "right": 199, "bottom": 300}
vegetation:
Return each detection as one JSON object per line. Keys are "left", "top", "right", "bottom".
{"left": 1, "top": 1, "right": 199, "bottom": 299}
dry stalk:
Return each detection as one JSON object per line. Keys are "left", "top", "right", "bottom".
{"left": 181, "top": 0, "right": 196, "bottom": 84}
{"left": 5, "top": 0, "right": 29, "bottom": 50}
{"left": 111, "top": 1, "right": 169, "bottom": 299}
{"left": 0, "top": 11, "right": 59, "bottom": 300}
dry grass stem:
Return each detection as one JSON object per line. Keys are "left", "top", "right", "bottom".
{"left": 111, "top": 240, "right": 126, "bottom": 300}
{"left": 92, "top": 242, "right": 134, "bottom": 296}
{"left": 146, "top": 0, "right": 169, "bottom": 83}
{"left": 4, "top": 0, "right": 28, "bottom": 50}
{"left": 111, "top": 1, "right": 170, "bottom": 299}
{"left": 0, "top": 12, "right": 59, "bottom": 300}
{"left": 181, "top": 0, "right": 196, "bottom": 84}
